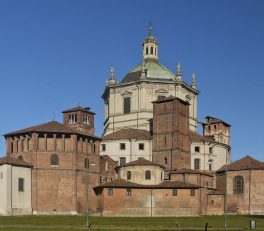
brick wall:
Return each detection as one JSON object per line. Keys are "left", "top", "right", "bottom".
{"left": 152, "top": 98, "right": 191, "bottom": 170}
{"left": 98, "top": 187, "right": 206, "bottom": 216}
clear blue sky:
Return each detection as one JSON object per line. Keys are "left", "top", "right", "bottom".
{"left": 0, "top": 0, "right": 263, "bottom": 161}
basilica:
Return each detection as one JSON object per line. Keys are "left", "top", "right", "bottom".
{"left": 100, "top": 24, "right": 230, "bottom": 173}
{"left": 0, "top": 24, "right": 264, "bottom": 216}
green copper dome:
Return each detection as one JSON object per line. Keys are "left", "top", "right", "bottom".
{"left": 121, "top": 60, "right": 176, "bottom": 83}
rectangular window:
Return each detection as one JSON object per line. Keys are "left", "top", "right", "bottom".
{"left": 120, "top": 143, "right": 126, "bottom": 150}
{"left": 124, "top": 97, "right": 131, "bottom": 114}
{"left": 120, "top": 157, "right": 126, "bottom": 166}
{"left": 195, "top": 146, "right": 200, "bottom": 153}
{"left": 172, "top": 189, "right": 177, "bottom": 196}
{"left": 158, "top": 95, "right": 166, "bottom": 100}
{"left": 139, "top": 143, "right": 144, "bottom": 150}
{"left": 108, "top": 188, "right": 113, "bottom": 196}
{"left": 101, "top": 144, "right": 106, "bottom": 151}
{"left": 84, "top": 158, "right": 89, "bottom": 169}
{"left": 194, "top": 158, "right": 200, "bottom": 170}
{"left": 126, "top": 188, "right": 132, "bottom": 196}
{"left": 190, "top": 189, "right": 195, "bottom": 196}
{"left": 18, "top": 178, "right": 24, "bottom": 192}
{"left": 164, "top": 157, "right": 168, "bottom": 164}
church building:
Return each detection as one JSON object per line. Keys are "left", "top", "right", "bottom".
{"left": 100, "top": 24, "right": 230, "bottom": 172}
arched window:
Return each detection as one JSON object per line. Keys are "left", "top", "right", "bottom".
{"left": 150, "top": 47, "right": 153, "bottom": 54}
{"left": 145, "top": 170, "right": 151, "bottom": 180}
{"left": 51, "top": 154, "right": 59, "bottom": 166}
{"left": 146, "top": 47, "right": 149, "bottom": 55}
{"left": 127, "top": 171, "right": 131, "bottom": 180}
{"left": 233, "top": 176, "right": 244, "bottom": 194}
{"left": 18, "top": 155, "right": 23, "bottom": 161}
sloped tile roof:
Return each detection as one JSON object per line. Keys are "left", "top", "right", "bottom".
{"left": 0, "top": 156, "right": 32, "bottom": 168}
{"left": 102, "top": 129, "right": 152, "bottom": 141}
{"left": 4, "top": 121, "right": 100, "bottom": 139}
{"left": 189, "top": 131, "right": 215, "bottom": 143}
{"left": 62, "top": 106, "right": 95, "bottom": 114}
{"left": 95, "top": 178, "right": 200, "bottom": 189}
{"left": 204, "top": 116, "right": 231, "bottom": 127}
{"left": 116, "top": 158, "right": 165, "bottom": 169}
{"left": 217, "top": 155, "right": 264, "bottom": 172}
{"left": 171, "top": 168, "right": 214, "bottom": 177}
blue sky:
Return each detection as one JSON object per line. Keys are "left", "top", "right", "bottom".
{"left": 0, "top": 0, "right": 263, "bottom": 161}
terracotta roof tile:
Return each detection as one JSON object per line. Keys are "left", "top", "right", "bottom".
{"left": 62, "top": 106, "right": 95, "bottom": 114}
{"left": 95, "top": 178, "right": 200, "bottom": 189}
{"left": 204, "top": 116, "right": 231, "bottom": 127}
{"left": 0, "top": 156, "right": 32, "bottom": 168}
{"left": 116, "top": 158, "right": 165, "bottom": 169}
{"left": 103, "top": 129, "right": 152, "bottom": 141}
{"left": 217, "top": 155, "right": 264, "bottom": 172}
{"left": 189, "top": 131, "right": 215, "bottom": 143}
{"left": 4, "top": 121, "right": 100, "bottom": 139}
{"left": 171, "top": 168, "right": 214, "bottom": 177}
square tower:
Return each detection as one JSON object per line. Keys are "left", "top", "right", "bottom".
{"left": 62, "top": 106, "right": 95, "bottom": 136}
{"left": 152, "top": 96, "right": 191, "bottom": 172}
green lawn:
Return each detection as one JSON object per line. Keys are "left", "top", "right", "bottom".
{"left": 0, "top": 215, "right": 263, "bottom": 230}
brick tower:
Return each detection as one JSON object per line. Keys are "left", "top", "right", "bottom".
{"left": 152, "top": 96, "right": 191, "bottom": 172}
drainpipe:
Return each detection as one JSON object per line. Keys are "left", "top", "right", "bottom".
{"left": 249, "top": 170, "right": 251, "bottom": 214}
{"left": 129, "top": 139, "right": 132, "bottom": 162}
{"left": 11, "top": 165, "right": 13, "bottom": 215}
{"left": 136, "top": 84, "right": 140, "bottom": 130}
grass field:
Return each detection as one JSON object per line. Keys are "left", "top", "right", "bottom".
{"left": 0, "top": 215, "right": 263, "bottom": 230}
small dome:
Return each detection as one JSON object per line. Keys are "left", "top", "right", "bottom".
{"left": 121, "top": 60, "right": 176, "bottom": 84}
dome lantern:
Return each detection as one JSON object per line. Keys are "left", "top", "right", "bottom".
{"left": 143, "top": 22, "right": 158, "bottom": 62}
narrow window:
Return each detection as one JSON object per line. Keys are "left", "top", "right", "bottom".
{"left": 172, "top": 189, "right": 177, "bottom": 196}
{"left": 139, "top": 143, "right": 144, "bottom": 150}
{"left": 51, "top": 154, "right": 59, "bottom": 166}
{"left": 18, "top": 178, "right": 24, "bottom": 192}
{"left": 120, "top": 157, "right": 126, "bottom": 166}
{"left": 108, "top": 188, "right": 113, "bottom": 196}
{"left": 209, "top": 147, "right": 213, "bottom": 154}
{"left": 209, "top": 162, "right": 212, "bottom": 171}
{"left": 146, "top": 47, "right": 149, "bottom": 55}
{"left": 120, "top": 143, "right": 126, "bottom": 150}
{"left": 194, "top": 158, "right": 200, "bottom": 170}
{"left": 195, "top": 146, "right": 200, "bottom": 153}
{"left": 127, "top": 171, "right": 131, "bottom": 180}
{"left": 164, "top": 136, "right": 167, "bottom": 145}
{"left": 150, "top": 47, "right": 153, "bottom": 54}
{"left": 214, "top": 125, "right": 217, "bottom": 129}
{"left": 145, "top": 170, "right": 151, "bottom": 180}
{"left": 190, "top": 189, "right": 195, "bottom": 196}
{"left": 101, "top": 144, "right": 106, "bottom": 151}
{"left": 105, "top": 162, "right": 108, "bottom": 172}
{"left": 84, "top": 158, "right": 89, "bottom": 169}
{"left": 161, "top": 171, "right": 163, "bottom": 181}
{"left": 126, "top": 188, "right": 132, "bottom": 196}
{"left": 83, "top": 114, "right": 90, "bottom": 125}
{"left": 233, "top": 176, "right": 244, "bottom": 194}
{"left": 124, "top": 97, "right": 131, "bottom": 114}
{"left": 164, "top": 157, "right": 168, "bottom": 164}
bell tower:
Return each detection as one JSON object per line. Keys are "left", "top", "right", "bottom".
{"left": 143, "top": 22, "right": 158, "bottom": 61}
